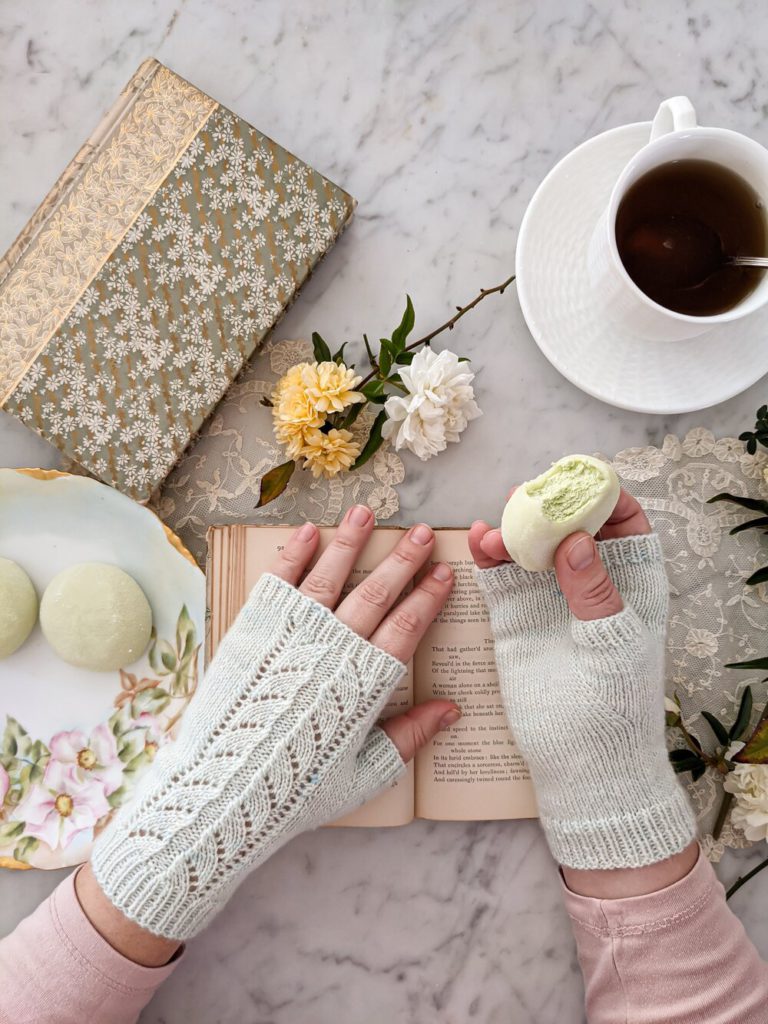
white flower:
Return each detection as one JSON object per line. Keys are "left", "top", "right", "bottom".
{"left": 684, "top": 628, "right": 719, "bottom": 658}
{"left": 382, "top": 348, "right": 481, "bottom": 461}
{"left": 724, "top": 755, "right": 768, "bottom": 842}
{"left": 611, "top": 446, "right": 665, "bottom": 482}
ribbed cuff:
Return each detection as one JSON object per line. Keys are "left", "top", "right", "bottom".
{"left": 544, "top": 784, "right": 697, "bottom": 870}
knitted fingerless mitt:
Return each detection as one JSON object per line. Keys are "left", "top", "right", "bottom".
{"left": 92, "top": 574, "right": 406, "bottom": 939}
{"left": 475, "top": 534, "right": 696, "bottom": 870}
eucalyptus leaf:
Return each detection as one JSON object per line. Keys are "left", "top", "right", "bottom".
{"left": 312, "top": 331, "right": 332, "bottom": 363}
{"left": 256, "top": 461, "right": 296, "bottom": 508}
{"left": 701, "top": 711, "right": 729, "bottom": 746}
{"left": 730, "top": 686, "right": 754, "bottom": 740}
{"left": 352, "top": 410, "right": 388, "bottom": 470}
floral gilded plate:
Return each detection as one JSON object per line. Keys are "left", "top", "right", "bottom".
{"left": 0, "top": 470, "right": 204, "bottom": 870}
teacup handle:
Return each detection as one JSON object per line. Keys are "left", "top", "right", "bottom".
{"left": 650, "top": 96, "right": 697, "bottom": 140}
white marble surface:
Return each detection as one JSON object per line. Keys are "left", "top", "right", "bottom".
{"left": 1, "top": 1, "right": 768, "bottom": 1021}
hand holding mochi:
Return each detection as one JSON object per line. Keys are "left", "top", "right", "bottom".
{"left": 0, "top": 558, "right": 38, "bottom": 657}
{"left": 500, "top": 455, "right": 620, "bottom": 571}
{"left": 40, "top": 563, "right": 152, "bottom": 671}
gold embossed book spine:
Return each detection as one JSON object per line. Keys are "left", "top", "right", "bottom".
{"left": 0, "top": 59, "right": 355, "bottom": 502}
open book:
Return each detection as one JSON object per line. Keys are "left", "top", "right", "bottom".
{"left": 206, "top": 525, "right": 538, "bottom": 827}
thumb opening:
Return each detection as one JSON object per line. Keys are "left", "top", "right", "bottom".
{"left": 554, "top": 533, "right": 624, "bottom": 622}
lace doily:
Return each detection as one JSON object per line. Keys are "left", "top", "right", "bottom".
{"left": 154, "top": 339, "right": 404, "bottom": 565}
{"left": 607, "top": 430, "right": 768, "bottom": 859}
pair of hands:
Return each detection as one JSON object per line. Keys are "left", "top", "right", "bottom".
{"left": 268, "top": 489, "right": 652, "bottom": 769}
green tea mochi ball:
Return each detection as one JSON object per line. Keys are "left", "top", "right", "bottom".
{"left": 0, "top": 558, "right": 38, "bottom": 657}
{"left": 501, "top": 455, "right": 620, "bottom": 572}
{"left": 40, "top": 563, "right": 153, "bottom": 671}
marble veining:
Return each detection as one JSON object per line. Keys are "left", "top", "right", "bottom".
{"left": 1, "top": 1, "right": 767, "bottom": 1021}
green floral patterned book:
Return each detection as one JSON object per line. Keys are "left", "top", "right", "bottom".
{"left": 0, "top": 59, "right": 355, "bottom": 502}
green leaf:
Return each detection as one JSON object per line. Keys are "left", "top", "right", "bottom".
{"left": 745, "top": 565, "right": 768, "bottom": 586}
{"left": 175, "top": 605, "right": 195, "bottom": 656}
{"left": 13, "top": 836, "right": 39, "bottom": 863}
{"left": 390, "top": 295, "right": 415, "bottom": 352}
{"left": 351, "top": 410, "right": 388, "bottom": 470}
{"left": 0, "top": 820, "right": 24, "bottom": 845}
{"left": 260, "top": 396, "right": 274, "bottom": 408}
{"left": 332, "top": 342, "right": 348, "bottom": 365}
{"left": 725, "top": 657, "right": 768, "bottom": 670}
{"left": 733, "top": 718, "right": 768, "bottom": 764}
{"left": 131, "top": 688, "right": 171, "bottom": 717}
{"left": 147, "top": 627, "right": 161, "bottom": 673}
{"left": 107, "top": 785, "right": 129, "bottom": 809}
{"left": 691, "top": 764, "right": 707, "bottom": 782}
{"left": 730, "top": 517, "right": 768, "bottom": 535}
{"left": 378, "top": 340, "right": 394, "bottom": 377}
{"left": 669, "top": 751, "right": 705, "bottom": 774}
{"left": 361, "top": 380, "right": 386, "bottom": 400}
{"left": 312, "top": 331, "right": 332, "bottom": 363}
{"left": 363, "top": 333, "right": 375, "bottom": 365}
{"left": 730, "top": 686, "right": 754, "bottom": 740}
{"left": 395, "top": 350, "right": 415, "bottom": 365}
{"left": 701, "top": 711, "right": 730, "bottom": 746}
{"left": 339, "top": 403, "right": 366, "bottom": 430}
{"left": 256, "top": 460, "right": 296, "bottom": 508}
{"left": 707, "top": 493, "right": 768, "bottom": 515}
{"left": 1, "top": 717, "right": 30, "bottom": 760}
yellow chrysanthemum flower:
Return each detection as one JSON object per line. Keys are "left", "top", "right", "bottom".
{"left": 300, "top": 428, "right": 361, "bottom": 479}
{"left": 304, "top": 361, "right": 364, "bottom": 413}
{"left": 273, "top": 418, "right": 310, "bottom": 460}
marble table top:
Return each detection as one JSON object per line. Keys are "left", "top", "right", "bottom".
{"left": 1, "top": 1, "right": 767, "bottom": 1021}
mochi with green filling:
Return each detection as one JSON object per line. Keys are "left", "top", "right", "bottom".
{"left": 40, "top": 563, "right": 152, "bottom": 671}
{"left": 501, "top": 455, "right": 620, "bottom": 572}
{"left": 0, "top": 558, "right": 38, "bottom": 658}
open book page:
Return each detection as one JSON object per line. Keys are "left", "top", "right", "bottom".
{"left": 207, "top": 525, "right": 415, "bottom": 827}
{"left": 414, "top": 531, "right": 538, "bottom": 821}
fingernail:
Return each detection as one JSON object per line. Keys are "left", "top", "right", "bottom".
{"left": 297, "top": 523, "right": 316, "bottom": 542}
{"left": 411, "top": 523, "right": 433, "bottom": 545}
{"left": 431, "top": 562, "right": 452, "bottom": 581}
{"left": 439, "top": 708, "right": 462, "bottom": 729}
{"left": 348, "top": 505, "right": 371, "bottom": 527}
{"left": 567, "top": 536, "right": 595, "bottom": 571}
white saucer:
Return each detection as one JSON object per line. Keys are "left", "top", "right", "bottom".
{"left": 516, "top": 122, "right": 768, "bottom": 414}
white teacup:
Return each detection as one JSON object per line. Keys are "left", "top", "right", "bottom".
{"left": 588, "top": 96, "right": 768, "bottom": 341}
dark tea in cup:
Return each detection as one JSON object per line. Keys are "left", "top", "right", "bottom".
{"left": 615, "top": 159, "right": 766, "bottom": 316}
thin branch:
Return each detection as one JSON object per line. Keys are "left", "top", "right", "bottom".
{"left": 711, "top": 791, "right": 733, "bottom": 840}
{"left": 726, "top": 853, "right": 768, "bottom": 900}
{"left": 357, "top": 273, "right": 516, "bottom": 388}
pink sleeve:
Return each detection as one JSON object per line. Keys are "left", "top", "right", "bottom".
{"left": 0, "top": 868, "right": 180, "bottom": 1024}
{"left": 563, "top": 846, "right": 768, "bottom": 1023}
